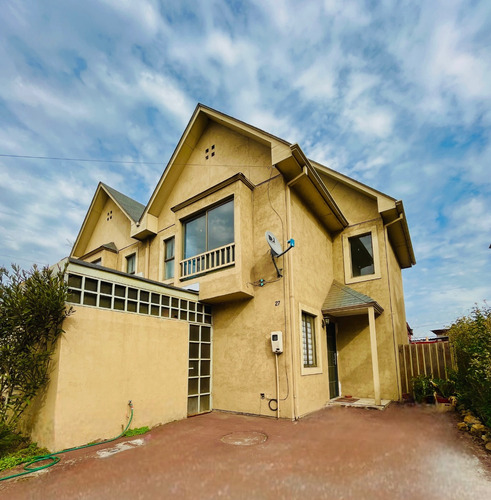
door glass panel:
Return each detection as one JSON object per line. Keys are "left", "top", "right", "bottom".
{"left": 207, "top": 200, "right": 234, "bottom": 250}
{"left": 189, "top": 359, "right": 199, "bottom": 374}
{"left": 188, "top": 378, "right": 199, "bottom": 395}
{"left": 201, "top": 343, "right": 211, "bottom": 359}
{"left": 200, "top": 377, "right": 210, "bottom": 393}
{"left": 187, "top": 397, "right": 199, "bottom": 415}
{"left": 188, "top": 325, "right": 212, "bottom": 416}
{"left": 189, "top": 342, "right": 199, "bottom": 359}
{"left": 200, "top": 395, "right": 210, "bottom": 412}
{"left": 200, "top": 360, "right": 210, "bottom": 376}
{"left": 190, "top": 325, "right": 200, "bottom": 341}
{"left": 201, "top": 327, "right": 211, "bottom": 342}
{"left": 184, "top": 216, "right": 206, "bottom": 259}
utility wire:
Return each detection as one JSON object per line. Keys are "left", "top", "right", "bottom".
{"left": 0, "top": 153, "right": 276, "bottom": 168}
{"left": 0, "top": 153, "right": 162, "bottom": 165}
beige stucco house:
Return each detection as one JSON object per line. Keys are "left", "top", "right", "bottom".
{"left": 26, "top": 104, "right": 415, "bottom": 450}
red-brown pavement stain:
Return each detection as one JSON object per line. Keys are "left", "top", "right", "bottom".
{"left": 2, "top": 404, "right": 491, "bottom": 499}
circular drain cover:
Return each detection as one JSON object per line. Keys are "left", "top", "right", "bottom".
{"left": 221, "top": 431, "right": 268, "bottom": 446}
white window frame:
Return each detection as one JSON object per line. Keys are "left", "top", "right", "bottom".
{"left": 299, "top": 303, "right": 323, "bottom": 376}
{"left": 342, "top": 226, "right": 381, "bottom": 285}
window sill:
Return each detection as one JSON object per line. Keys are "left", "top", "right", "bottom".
{"left": 301, "top": 366, "right": 323, "bottom": 376}
{"left": 344, "top": 273, "right": 381, "bottom": 285}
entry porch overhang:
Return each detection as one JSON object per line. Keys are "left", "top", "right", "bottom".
{"left": 322, "top": 281, "right": 384, "bottom": 406}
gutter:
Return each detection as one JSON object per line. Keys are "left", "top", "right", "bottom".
{"left": 290, "top": 144, "right": 348, "bottom": 229}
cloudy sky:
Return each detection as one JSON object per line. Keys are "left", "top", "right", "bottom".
{"left": 1, "top": 0, "right": 490, "bottom": 336}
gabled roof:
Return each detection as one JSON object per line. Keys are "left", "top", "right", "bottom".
{"left": 71, "top": 183, "right": 144, "bottom": 258}
{"left": 142, "top": 104, "right": 348, "bottom": 232}
{"left": 144, "top": 103, "right": 293, "bottom": 218}
{"left": 79, "top": 241, "right": 118, "bottom": 260}
{"left": 100, "top": 183, "right": 145, "bottom": 223}
{"left": 322, "top": 280, "right": 383, "bottom": 316}
{"left": 311, "top": 160, "right": 416, "bottom": 268}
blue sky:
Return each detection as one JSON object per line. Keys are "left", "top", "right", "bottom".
{"left": 0, "top": 0, "right": 490, "bottom": 337}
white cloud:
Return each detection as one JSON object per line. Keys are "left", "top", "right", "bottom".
{"left": 0, "top": 0, "right": 490, "bottom": 338}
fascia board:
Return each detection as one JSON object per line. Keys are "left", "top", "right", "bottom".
{"left": 71, "top": 183, "right": 106, "bottom": 258}
{"left": 290, "top": 145, "right": 348, "bottom": 228}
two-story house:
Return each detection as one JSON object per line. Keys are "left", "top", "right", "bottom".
{"left": 25, "top": 104, "right": 415, "bottom": 451}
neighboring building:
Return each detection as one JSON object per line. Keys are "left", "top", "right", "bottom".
{"left": 24, "top": 104, "right": 415, "bottom": 450}
{"left": 410, "top": 328, "right": 449, "bottom": 344}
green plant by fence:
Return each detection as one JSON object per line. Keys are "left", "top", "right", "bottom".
{"left": 398, "top": 342, "right": 456, "bottom": 396}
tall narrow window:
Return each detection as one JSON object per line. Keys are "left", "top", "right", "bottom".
{"left": 126, "top": 253, "right": 136, "bottom": 275}
{"left": 184, "top": 199, "right": 234, "bottom": 259}
{"left": 349, "top": 233, "right": 374, "bottom": 277}
{"left": 302, "top": 312, "right": 317, "bottom": 368}
{"left": 164, "top": 237, "right": 175, "bottom": 279}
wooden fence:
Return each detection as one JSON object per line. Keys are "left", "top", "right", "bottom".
{"left": 399, "top": 341, "right": 456, "bottom": 395}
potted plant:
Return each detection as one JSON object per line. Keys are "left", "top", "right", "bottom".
{"left": 431, "top": 378, "right": 456, "bottom": 411}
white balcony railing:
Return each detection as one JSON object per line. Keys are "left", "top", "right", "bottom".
{"left": 180, "top": 243, "right": 235, "bottom": 279}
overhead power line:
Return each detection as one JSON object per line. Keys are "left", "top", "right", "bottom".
{"left": 0, "top": 153, "right": 162, "bottom": 165}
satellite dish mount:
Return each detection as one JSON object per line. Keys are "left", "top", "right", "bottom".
{"left": 265, "top": 231, "right": 295, "bottom": 278}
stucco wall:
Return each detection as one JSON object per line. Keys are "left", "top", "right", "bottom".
{"left": 290, "top": 191, "right": 333, "bottom": 417}
{"left": 85, "top": 198, "right": 132, "bottom": 258}
{"left": 331, "top": 217, "right": 401, "bottom": 400}
{"left": 26, "top": 306, "right": 188, "bottom": 451}
{"left": 212, "top": 175, "right": 294, "bottom": 418}
{"left": 386, "top": 235, "right": 408, "bottom": 345}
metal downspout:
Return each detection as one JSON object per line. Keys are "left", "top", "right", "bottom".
{"left": 383, "top": 214, "right": 404, "bottom": 401}
{"left": 285, "top": 167, "right": 307, "bottom": 420}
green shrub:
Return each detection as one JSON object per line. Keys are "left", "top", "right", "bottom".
{"left": 0, "top": 442, "right": 49, "bottom": 472}
{"left": 431, "top": 377, "right": 456, "bottom": 399}
{"left": 0, "top": 427, "right": 48, "bottom": 472}
{"left": 412, "top": 374, "right": 433, "bottom": 403}
{"left": 0, "top": 264, "right": 73, "bottom": 431}
{"left": 448, "top": 304, "right": 491, "bottom": 426}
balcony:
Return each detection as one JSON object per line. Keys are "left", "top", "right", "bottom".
{"left": 180, "top": 243, "right": 235, "bottom": 279}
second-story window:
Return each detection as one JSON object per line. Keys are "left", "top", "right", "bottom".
{"left": 349, "top": 233, "right": 374, "bottom": 277}
{"left": 164, "top": 237, "right": 175, "bottom": 279}
{"left": 126, "top": 253, "right": 136, "bottom": 275}
{"left": 184, "top": 199, "right": 234, "bottom": 259}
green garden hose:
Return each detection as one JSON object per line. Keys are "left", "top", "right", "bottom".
{"left": 0, "top": 401, "right": 134, "bottom": 482}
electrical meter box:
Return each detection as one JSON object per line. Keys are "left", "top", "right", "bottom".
{"left": 271, "top": 331, "right": 283, "bottom": 354}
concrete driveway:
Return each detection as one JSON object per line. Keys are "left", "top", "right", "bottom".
{"left": 2, "top": 404, "right": 491, "bottom": 499}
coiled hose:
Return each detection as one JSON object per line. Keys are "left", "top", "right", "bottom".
{"left": 0, "top": 401, "right": 134, "bottom": 482}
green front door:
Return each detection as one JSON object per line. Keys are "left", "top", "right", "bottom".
{"left": 326, "top": 322, "right": 339, "bottom": 398}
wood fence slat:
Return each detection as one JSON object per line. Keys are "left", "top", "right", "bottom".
{"left": 398, "top": 341, "right": 454, "bottom": 398}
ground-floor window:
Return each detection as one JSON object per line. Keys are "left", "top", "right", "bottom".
{"left": 302, "top": 312, "right": 317, "bottom": 368}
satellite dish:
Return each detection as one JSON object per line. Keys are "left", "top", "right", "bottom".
{"left": 265, "top": 231, "right": 283, "bottom": 257}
